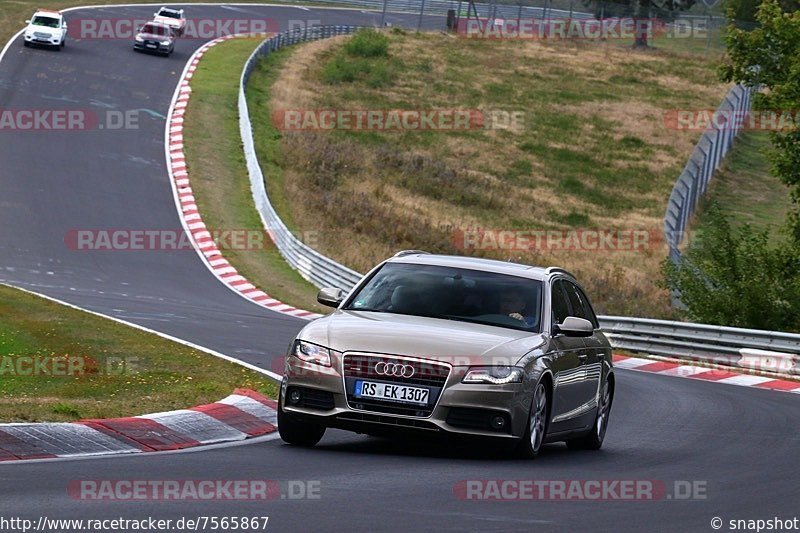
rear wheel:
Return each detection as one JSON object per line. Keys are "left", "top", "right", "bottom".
{"left": 516, "top": 381, "right": 549, "bottom": 458}
{"left": 277, "top": 388, "right": 326, "bottom": 447}
{"left": 566, "top": 378, "right": 612, "bottom": 451}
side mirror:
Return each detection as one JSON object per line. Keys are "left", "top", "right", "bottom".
{"left": 554, "top": 316, "right": 594, "bottom": 337}
{"left": 317, "top": 287, "right": 344, "bottom": 308}
{"left": 25, "top": 20, "right": 31, "bottom": 24}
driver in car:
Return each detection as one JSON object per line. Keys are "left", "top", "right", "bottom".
{"left": 498, "top": 291, "right": 537, "bottom": 328}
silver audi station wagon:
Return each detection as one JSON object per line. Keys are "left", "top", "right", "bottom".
{"left": 278, "top": 252, "right": 614, "bottom": 458}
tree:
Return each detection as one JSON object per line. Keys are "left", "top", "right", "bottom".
{"left": 726, "top": 0, "right": 799, "bottom": 25}
{"left": 662, "top": 205, "right": 800, "bottom": 331}
{"left": 720, "top": 0, "right": 800, "bottom": 242}
{"left": 586, "top": 0, "right": 697, "bottom": 47}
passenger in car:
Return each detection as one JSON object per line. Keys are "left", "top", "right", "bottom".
{"left": 498, "top": 291, "right": 537, "bottom": 328}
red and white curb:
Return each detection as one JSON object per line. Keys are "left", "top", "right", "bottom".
{"left": 165, "top": 35, "right": 321, "bottom": 320}
{"left": 613, "top": 354, "right": 800, "bottom": 394}
{"left": 0, "top": 389, "right": 277, "bottom": 462}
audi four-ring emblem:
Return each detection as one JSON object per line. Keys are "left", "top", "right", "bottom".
{"left": 374, "top": 362, "right": 415, "bottom": 378}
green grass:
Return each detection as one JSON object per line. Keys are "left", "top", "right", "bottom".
{"left": 182, "top": 37, "right": 323, "bottom": 313}
{"left": 0, "top": 284, "right": 277, "bottom": 422}
{"left": 694, "top": 131, "right": 792, "bottom": 243}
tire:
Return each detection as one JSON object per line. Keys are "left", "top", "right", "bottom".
{"left": 277, "top": 388, "right": 326, "bottom": 447}
{"left": 516, "top": 380, "right": 550, "bottom": 459}
{"left": 23, "top": 41, "right": 30, "bottom": 48}
{"left": 566, "top": 377, "right": 613, "bottom": 451}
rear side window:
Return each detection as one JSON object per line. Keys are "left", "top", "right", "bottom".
{"left": 550, "top": 280, "right": 571, "bottom": 326}
{"left": 563, "top": 281, "right": 599, "bottom": 329}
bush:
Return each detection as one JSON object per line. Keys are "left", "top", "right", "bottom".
{"left": 344, "top": 29, "right": 389, "bottom": 58}
{"left": 662, "top": 204, "right": 800, "bottom": 331}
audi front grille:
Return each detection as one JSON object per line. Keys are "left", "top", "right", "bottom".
{"left": 342, "top": 354, "right": 451, "bottom": 418}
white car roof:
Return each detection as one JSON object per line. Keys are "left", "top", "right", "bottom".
{"left": 32, "top": 9, "right": 62, "bottom": 18}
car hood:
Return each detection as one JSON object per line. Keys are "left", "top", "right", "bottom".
{"left": 299, "top": 310, "right": 547, "bottom": 366}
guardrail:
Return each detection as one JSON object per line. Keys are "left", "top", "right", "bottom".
{"left": 600, "top": 316, "right": 800, "bottom": 376}
{"left": 239, "top": 26, "right": 364, "bottom": 290}
{"left": 238, "top": 29, "right": 798, "bottom": 379}
{"left": 663, "top": 84, "right": 754, "bottom": 265}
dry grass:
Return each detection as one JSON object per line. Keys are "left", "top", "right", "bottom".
{"left": 254, "top": 30, "right": 730, "bottom": 317}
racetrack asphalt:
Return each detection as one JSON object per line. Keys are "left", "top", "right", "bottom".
{"left": 0, "top": 5, "right": 798, "bottom": 532}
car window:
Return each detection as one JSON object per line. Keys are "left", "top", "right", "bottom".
{"left": 343, "top": 262, "right": 543, "bottom": 333}
{"left": 574, "top": 285, "right": 599, "bottom": 328}
{"left": 32, "top": 16, "right": 60, "bottom": 28}
{"left": 563, "top": 281, "right": 598, "bottom": 328}
{"left": 550, "top": 280, "right": 571, "bottom": 326}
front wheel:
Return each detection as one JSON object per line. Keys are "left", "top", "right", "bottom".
{"left": 516, "top": 381, "right": 549, "bottom": 459}
{"left": 566, "top": 378, "right": 613, "bottom": 451}
{"left": 277, "top": 390, "right": 326, "bottom": 447}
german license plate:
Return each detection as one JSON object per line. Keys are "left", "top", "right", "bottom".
{"left": 354, "top": 380, "right": 429, "bottom": 405}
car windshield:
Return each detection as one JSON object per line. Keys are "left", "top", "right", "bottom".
{"left": 32, "top": 16, "right": 60, "bottom": 28}
{"left": 344, "top": 262, "right": 543, "bottom": 333}
{"left": 141, "top": 24, "right": 169, "bottom": 36}
{"left": 159, "top": 10, "right": 181, "bottom": 19}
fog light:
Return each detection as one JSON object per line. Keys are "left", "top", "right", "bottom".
{"left": 490, "top": 416, "right": 506, "bottom": 430}
{"left": 289, "top": 389, "right": 302, "bottom": 405}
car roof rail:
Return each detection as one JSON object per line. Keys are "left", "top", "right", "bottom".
{"left": 393, "top": 250, "right": 431, "bottom": 258}
{"left": 545, "top": 266, "right": 575, "bottom": 277}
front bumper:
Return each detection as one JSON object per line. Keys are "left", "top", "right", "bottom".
{"left": 133, "top": 41, "right": 171, "bottom": 53}
{"left": 281, "top": 354, "right": 534, "bottom": 440}
{"left": 24, "top": 34, "right": 61, "bottom": 46}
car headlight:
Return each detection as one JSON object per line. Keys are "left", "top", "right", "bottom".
{"left": 135, "top": 36, "right": 144, "bottom": 42}
{"left": 462, "top": 366, "right": 524, "bottom": 385}
{"left": 160, "top": 40, "right": 170, "bottom": 46}
{"left": 291, "top": 340, "right": 332, "bottom": 367}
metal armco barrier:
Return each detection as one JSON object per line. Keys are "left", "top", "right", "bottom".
{"left": 663, "top": 84, "right": 754, "bottom": 265}
{"left": 239, "top": 26, "right": 364, "bottom": 291}
{"left": 599, "top": 316, "right": 800, "bottom": 376}
{"left": 238, "top": 29, "right": 797, "bottom": 378}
